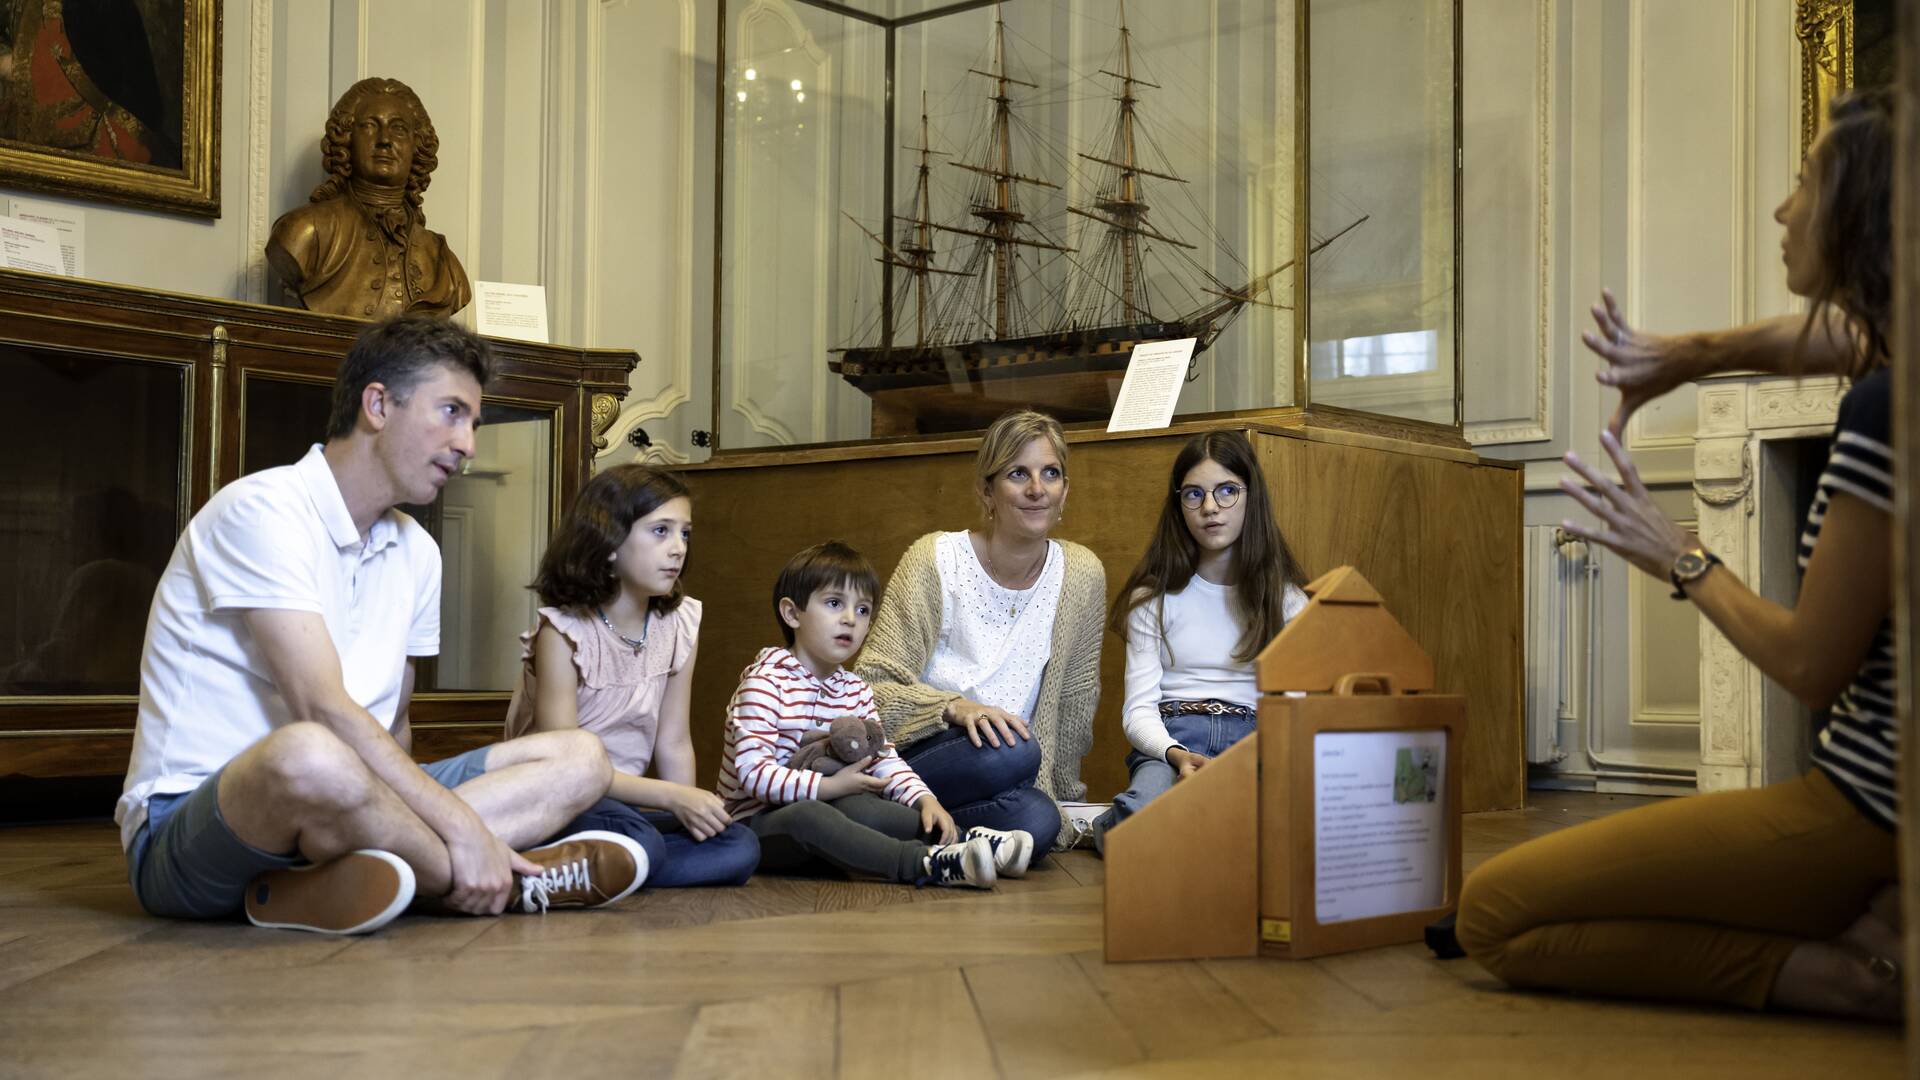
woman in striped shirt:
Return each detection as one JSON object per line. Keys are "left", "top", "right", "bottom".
{"left": 1456, "top": 90, "right": 1901, "bottom": 1020}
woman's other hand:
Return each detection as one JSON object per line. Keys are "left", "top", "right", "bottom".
{"left": 1559, "top": 430, "right": 1698, "bottom": 580}
{"left": 944, "top": 698, "right": 1032, "bottom": 748}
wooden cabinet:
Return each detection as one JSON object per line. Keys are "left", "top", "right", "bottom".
{"left": 0, "top": 270, "right": 638, "bottom": 780}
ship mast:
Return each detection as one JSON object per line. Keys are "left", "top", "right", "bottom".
{"left": 1110, "top": 6, "right": 1142, "bottom": 318}
{"left": 1068, "top": 0, "right": 1195, "bottom": 326}
{"left": 940, "top": 8, "right": 1068, "bottom": 340}
{"left": 899, "top": 95, "right": 938, "bottom": 346}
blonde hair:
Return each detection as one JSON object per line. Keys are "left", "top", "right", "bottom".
{"left": 974, "top": 409, "right": 1069, "bottom": 516}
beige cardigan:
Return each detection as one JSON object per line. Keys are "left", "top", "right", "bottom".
{"left": 857, "top": 531, "right": 1106, "bottom": 807}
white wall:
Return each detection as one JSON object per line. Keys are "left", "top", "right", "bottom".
{"left": 1465, "top": 0, "right": 1801, "bottom": 788}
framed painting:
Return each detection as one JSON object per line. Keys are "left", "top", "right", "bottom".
{"left": 0, "top": 0, "right": 220, "bottom": 217}
{"left": 1797, "top": 0, "right": 1893, "bottom": 159}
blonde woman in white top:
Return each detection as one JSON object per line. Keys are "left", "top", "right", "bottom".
{"left": 859, "top": 410, "right": 1107, "bottom": 855}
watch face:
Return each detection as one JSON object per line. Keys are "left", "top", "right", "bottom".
{"left": 1674, "top": 552, "right": 1708, "bottom": 578}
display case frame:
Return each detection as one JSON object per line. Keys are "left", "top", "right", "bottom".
{"left": 710, "top": 0, "right": 1463, "bottom": 451}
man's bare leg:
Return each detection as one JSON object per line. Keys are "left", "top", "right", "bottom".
{"left": 444, "top": 728, "right": 611, "bottom": 849}
{"left": 217, "top": 722, "right": 457, "bottom": 896}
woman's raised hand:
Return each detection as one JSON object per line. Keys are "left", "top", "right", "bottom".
{"left": 1582, "top": 289, "right": 1696, "bottom": 439}
{"left": 945, "top": 698, "right": 1032, "bottom": 748}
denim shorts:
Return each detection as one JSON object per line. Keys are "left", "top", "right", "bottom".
{"left": 126, "top": 744, "right": 494, "bottom": 919}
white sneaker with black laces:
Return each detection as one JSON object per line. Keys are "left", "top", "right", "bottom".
{"left": 964, "top": 826, "right": 1034, "bottom": 878}
{"left": 920, "top": 836, "right": 997, "bottom": 889}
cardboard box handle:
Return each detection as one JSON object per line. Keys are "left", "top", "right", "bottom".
{"left": 1331, "top": 672, "right": 1397, "bottom": 696}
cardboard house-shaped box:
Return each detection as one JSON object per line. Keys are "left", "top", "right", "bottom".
{"left": 1103, "top": 566, "right": 1467, "bottom": 963}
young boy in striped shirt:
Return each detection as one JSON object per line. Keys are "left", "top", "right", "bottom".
{"left": 719, "top": 541, "right": 1033, "bottom": 888}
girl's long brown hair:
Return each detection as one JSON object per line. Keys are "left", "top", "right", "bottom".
{"left": 1108, "top": 431, "right": 1306, "bottom": 664}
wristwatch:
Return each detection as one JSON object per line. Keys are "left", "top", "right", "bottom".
{"left": 1669, "top": 547, "right": 1721, "bottom": 600}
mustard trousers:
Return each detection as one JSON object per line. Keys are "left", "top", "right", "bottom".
{"left": 1455, "top": 769, "right": 1896, "bottom": 1009}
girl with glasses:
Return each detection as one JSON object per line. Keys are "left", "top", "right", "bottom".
{"left": 1091, "top": 430, "right": 1308, "bottom": 853}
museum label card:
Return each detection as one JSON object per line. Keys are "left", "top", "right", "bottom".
{"left": 474, "top": 281, "right": 550, "bottom": 343}
{"left": 1312, "top": 728, "right": 1447, "bottom": 923}
{"left": 8, "top": 198, "right": 83, "bottom": 277}
{"left": 1105, "top": 337, "right": 1197, "bottom": 433}
{"left": 0, "top": 217, "right": 64, "bottom": 276}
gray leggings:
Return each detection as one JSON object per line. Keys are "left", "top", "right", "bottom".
{"left": 749, "top": 794, "right": 929, "bottom": 882}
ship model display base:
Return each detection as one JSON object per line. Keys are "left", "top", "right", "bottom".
{"left": 833, "top": 336, "right": 1473, "bottom": 452}
{"left": 831, "top": 325, "right": 1179, "bottom": 436}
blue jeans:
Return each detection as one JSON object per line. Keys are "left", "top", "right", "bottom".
{"left": 900, "top": 726, "right": 1061, "bottom": 853}
{"left": 1094, "top": 709, "right": 1256, "bottom": 854}
{"left": 560, "top": 799, "right": 760, "bottom": 888}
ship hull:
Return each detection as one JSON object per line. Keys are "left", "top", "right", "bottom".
{"left": 830, "top": 320, "right": 1206, "bottom": 435}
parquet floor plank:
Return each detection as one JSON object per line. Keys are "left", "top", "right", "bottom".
{"left": 672, "top": 985, "right": 836, "bottom": 1079}
{"left": 1070, "top": 950, "right": 1274, "bottom": 1057}
{"left": 964, "top": 953, "right": 1145, "bottom": 1078}
{"left": 838, "top": 967, "right": 997, "bottom": 1080}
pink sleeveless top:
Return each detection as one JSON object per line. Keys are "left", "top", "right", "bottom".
{"left": 502, "top": 598, "right": 701, "bottom": 776}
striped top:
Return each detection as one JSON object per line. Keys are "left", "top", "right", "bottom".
{"left": 719, "top": 647, "right": 932, "bottom": 822}
{"left": 1803, "top": 367, "right": 1897, "bottom": 829}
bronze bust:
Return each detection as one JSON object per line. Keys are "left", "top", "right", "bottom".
{"left": 267, "top": 78, "right": 471, "bottom": 320}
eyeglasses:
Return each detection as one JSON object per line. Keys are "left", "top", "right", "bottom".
{"left": 1177, "top": 482, "right": 1243, "bottom": 510}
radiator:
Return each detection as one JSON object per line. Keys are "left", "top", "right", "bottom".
{"left": 1524, "top": 525, "right": 1592, "bottom": 764}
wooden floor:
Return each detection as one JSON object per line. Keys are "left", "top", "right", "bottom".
{"left": 0, "top": 791, "right": 1901, "bottom": 1078}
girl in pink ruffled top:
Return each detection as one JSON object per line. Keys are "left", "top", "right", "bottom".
{"left": 504, "top": 465, "right": 757, "bottom": 887}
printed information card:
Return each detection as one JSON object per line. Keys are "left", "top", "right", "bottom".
{"left": 0, "top": 217, "right": 64, "bottom": 276}
{"left": 1105, "top": 337, "right": 1197, "bottom": 433}
{"left": 7, "top": 198, "right": 84, "bottom": 277}
{"left": 1313, "top": 729, "right": 1447, "bottom": 924}
{"left": 474, "top": 281, "right": 550, "bottom": 343}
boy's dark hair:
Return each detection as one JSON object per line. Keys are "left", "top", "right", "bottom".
{"left": 326, "top": 314, "right": 493, "bottom": 440}
{"left": 773, "top": 540, "right": 881, "bottom": 646}
{"left": 532, "top": 464, "right": 691, "bottom": 614}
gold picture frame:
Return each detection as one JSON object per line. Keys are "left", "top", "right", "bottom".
{"left": 1797, "top": 0, "right": 1854, "bottom": 158}
{"left": 0, "top": 0, "right": 221, "bottom": 217}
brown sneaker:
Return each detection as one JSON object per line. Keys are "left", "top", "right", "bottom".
{"left": 244, "top": 849, "right": 416, "bottom": 934}
{"left": 516, "top": 830, "right": 649, "bottom": 913}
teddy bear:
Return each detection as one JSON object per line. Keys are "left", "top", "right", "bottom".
{"left": 788, "top": 716, "right": 887, "bottom": 775}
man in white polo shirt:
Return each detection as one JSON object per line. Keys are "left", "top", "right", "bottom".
{"left": 117, "top": 315, "right": 646, "bottom": 934}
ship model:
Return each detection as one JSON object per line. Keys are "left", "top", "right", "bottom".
{"left": 830, "top": 2, "right": 1363, "bottom": 436}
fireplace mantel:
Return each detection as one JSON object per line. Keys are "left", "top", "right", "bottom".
{"left": 1692, "top": 372, "right": 1845, "bottom": 791}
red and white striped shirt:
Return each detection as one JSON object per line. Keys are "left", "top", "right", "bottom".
{"left": 719, "top": 647, "right": 932, "bottom": 821}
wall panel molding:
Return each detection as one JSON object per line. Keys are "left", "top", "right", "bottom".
{"left": 244, "top": 0, "right": 274, "bottom": 302}
{"left": 603, "top": 0, "right": 700, "bottom": 459}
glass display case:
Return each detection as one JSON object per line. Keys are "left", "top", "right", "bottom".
{"left": 0, "top": 271, "right": 637, "bottom": 779}
{"left": 712, "top": 0, "right": 1459, "bottom": 448}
